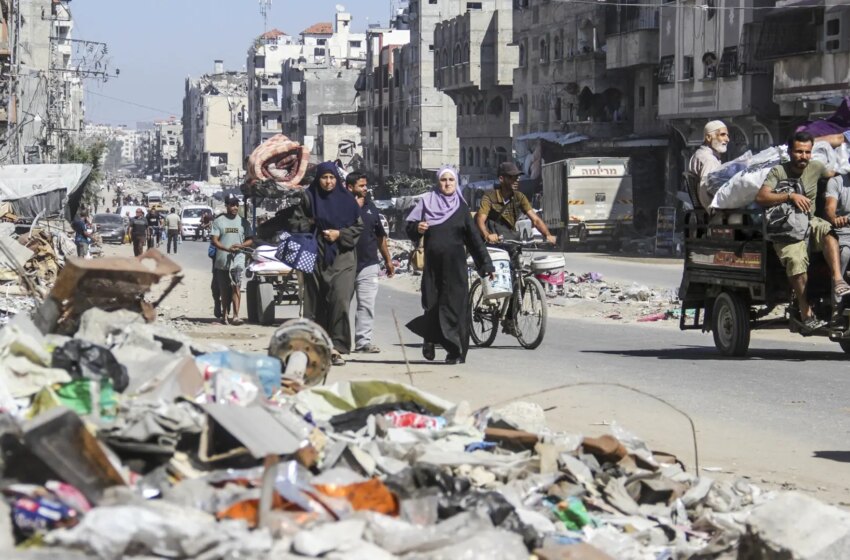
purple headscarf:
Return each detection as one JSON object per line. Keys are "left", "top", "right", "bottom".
{"left": 405, "top": 167, "right": 463, "bottom": 226}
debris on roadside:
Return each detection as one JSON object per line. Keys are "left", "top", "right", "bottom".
{"left": 1, "top": 272, "right": 849, "bottom": 560}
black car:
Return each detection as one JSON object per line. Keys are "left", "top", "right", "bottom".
{"left": 93, "top": 213, "right": 126, "bottom": 244}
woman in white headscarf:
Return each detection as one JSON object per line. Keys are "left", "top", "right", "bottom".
{"left": 405, "top": 167, "right": 494, "bottom": 364}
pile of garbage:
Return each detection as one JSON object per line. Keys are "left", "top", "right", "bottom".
{"left": 0, "top": 221, "right": 82, "bottom": 326}
{"left": 1, "top": 251, "right": 848, "bottom": 559}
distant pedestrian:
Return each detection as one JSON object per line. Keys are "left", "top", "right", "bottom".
{"left": 71, "top": 210, "right": 93, "bottom": 257}
{"left": 146, "top": 207, "right": 162, "bottom": 249}
{"left": 127, "top": 208, "right": 148, "bottom": 257}
{"left": 165, "top": 207, "right": 181, "bottom": 254}
{"left": 346, "top": 172, "right": 394, "bottom": 353}
{"left": 211, "top": 195, "right": 254, "bottom": 325}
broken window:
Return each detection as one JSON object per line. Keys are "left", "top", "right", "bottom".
{"left": 702, "top": 52, "right": 717, "bottom": 79}
{"left": 717, "top": 47, "right": 738, "bottom": 78}
{"left": 657, "top": 55, "right": 674, "bottom": 84}
{"left": 638, "top": 86, "right": 646, "bottom": 107}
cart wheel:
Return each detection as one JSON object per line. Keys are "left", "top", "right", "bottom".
{"left": 711, "top": 292, "right": 750, "bottom": 357}
{"left": 257, "top": 281, "right": 276, "bottom": 326}
{"left": 246, "top": 280, "right": 259, "bottom": 323}
{"left": 838, "top": 340, "right": 850, "bottom": 355}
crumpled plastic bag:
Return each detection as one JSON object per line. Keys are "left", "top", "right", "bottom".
{"left": 45, "top": 502, "right": 272, "bottom": 560}
{"left": 52, "top": 340, "right": 129, "bottom": 393}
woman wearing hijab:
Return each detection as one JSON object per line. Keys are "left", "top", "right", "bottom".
{"left": 405, "top": 167, "right": 494, "bottom": 364}
{"left": 259, "top": 161, "right": 362, "bottom": 366}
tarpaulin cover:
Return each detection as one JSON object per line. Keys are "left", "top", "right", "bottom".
{"left": 0, "top": 164, "right": 91, "bottom": 218}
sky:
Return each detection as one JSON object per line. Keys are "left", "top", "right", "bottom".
{"left": 71, "top": 0, "right": 392, "bottom": 126}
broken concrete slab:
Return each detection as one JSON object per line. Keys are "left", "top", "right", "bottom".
{"left": 739, "top": 492, "right": 850, "bottom": 559}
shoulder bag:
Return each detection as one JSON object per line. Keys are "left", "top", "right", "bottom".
{"left": 410, "top": 237, "right": 425, "bottom": 272}
{"left": 765, "top": 178, "right": 810, "bottom": 243}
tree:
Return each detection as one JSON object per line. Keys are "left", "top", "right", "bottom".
{"left": 61, "top": 141, "right": 105, "bottom": 211}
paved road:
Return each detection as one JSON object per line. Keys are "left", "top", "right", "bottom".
{"left": 171, "top": 241, "right": 850, "bottom": 501}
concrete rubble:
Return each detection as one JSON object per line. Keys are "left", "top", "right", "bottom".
{"left": 0, "top": 266, "right": 848, "bottom": 559}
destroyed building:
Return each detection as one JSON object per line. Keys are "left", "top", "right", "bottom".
{"left": 182, "top": 61, "right": 249, "bottom": 184}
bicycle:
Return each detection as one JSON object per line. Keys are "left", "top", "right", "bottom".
{"left": 468, "top": 239, "right": 548, "bottom": 349}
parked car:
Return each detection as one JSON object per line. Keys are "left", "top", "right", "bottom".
{"left": 93, "top": 213, "right": 126, "bottom": 244}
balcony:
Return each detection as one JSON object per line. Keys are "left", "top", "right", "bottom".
{"left": 606, "top": 29, "right": 658, "bottom": 70}
{"left": 773, "top": 51, "right": 850, "bottom": 103}
{"left": 261, "top": 100, "right": 281, "bottom": 111}
{"left": 436, "top": 62, "right": 474, "bottom": 92}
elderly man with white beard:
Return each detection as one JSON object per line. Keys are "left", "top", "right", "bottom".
{"left": 689, "top": 120, "right": 729, "bottom": 209}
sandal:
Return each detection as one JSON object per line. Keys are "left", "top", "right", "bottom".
{"left": 229, "top": 318, "right": 244, "bottom": 326}
{"left": 800, "top": 316, "right": 827, "bottom": 334}
{"left": 331, "top": 352, "right": 346, "bottom": 366}
{"left": 354, "top": 344, "right": 381, "bottom": 353}
{"left": 834, "top": 280, "right": 850, "bottom": 299}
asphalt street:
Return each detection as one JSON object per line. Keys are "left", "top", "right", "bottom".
{"left": 168, "top": 239, "right": 850, "bottom": 502}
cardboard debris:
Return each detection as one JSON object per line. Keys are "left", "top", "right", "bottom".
{"left": 35, "top": 249, "right": 182, "bottom": 334}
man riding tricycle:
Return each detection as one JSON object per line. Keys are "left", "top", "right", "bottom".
{"left": 679, "top": 131, "right": 850, "bottom": 356}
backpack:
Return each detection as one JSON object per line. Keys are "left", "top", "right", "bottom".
{"left": 765, "top": 178, "right": 810, "bottom": 243}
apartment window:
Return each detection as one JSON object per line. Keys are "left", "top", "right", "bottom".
{"left": 429, "top": 0, "right": 437, "bottom": 3}
{"left": 466, "top": 2, "right": 482, "bottom": 8}
{"left": 553, "top": 35, "right": 563, "bottom": 59}
{"left": 554, "top": 97, "right": 562, "bottom": 121}
{"left": 317, "top": 39, "right": 327, "bottom": 46}
{"left": 254, "top": 55, "right": 265, "bottom": 69}
{"left": 314, "top": 48, "right": 325, "bottom": 56}
{"left": 461, "top": 148, "right": 466, "bottom": 166}
{"left": 519, "top": 43, "right": 527, "bottom": 67}
{"left": 349, "top": 40, "right": 362, "bottom": 48}
{"left": 826, "top": 18, "right": 841, "bottom": 51}
{"left": 428, "top": 44, "right": 435, "bottom": 52}
{"left": 682, "top": 56, "right": 694, "bottom": 80}
{"left": 657, "top": 55, "right": 675, "bottom": 84}
{"left": 638, "top": 86, "right": 646, "bottom": 107}
{"left": 262, "top": 93, "right": 269, "bottom": 102}
{"left": 429, "top": 131, "right": 438, "bottom": 137}
{"left": 717, "top": 47, "right": 738, "bottom": 78}
{"left": 539, "top": 37, "right": 550, "bottom": 63}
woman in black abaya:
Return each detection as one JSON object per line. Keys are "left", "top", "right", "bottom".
{"left": 405, "top": 167, "right": 493, "bottom": 364}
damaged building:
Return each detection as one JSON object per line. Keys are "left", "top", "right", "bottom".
{"left": 182, "top": 61, "right": 248, "bottom": 184}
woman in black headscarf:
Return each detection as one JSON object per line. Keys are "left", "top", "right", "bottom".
{"left": 259, "top": 161, "right": 362, "bottom": 366}
{"left": 405, "top": 167, "right": 493, "bottom": 364}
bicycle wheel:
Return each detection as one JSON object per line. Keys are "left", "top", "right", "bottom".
{"left": 514, "top": 275, "right": 547, "bottom": 349}
{"left": 469, "top": 278, "right": 498, "bottom": 347}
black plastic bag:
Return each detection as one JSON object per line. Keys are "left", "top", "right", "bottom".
{"left": 52, "top": 340, "right": 130, "bottom": 393}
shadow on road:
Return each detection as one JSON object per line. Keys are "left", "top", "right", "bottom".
{"left": 813, "top": 451, "right": 850, "bottom": 463}
{"left": 582, "top": 346, "right": 844, "bottom": 362}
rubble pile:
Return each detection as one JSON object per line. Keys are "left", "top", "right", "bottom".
{"left": 0, "top": 259, "right": 848, "bottom": 559}
{"left": 0, "top": 222, "right": 82, "bottom": 326}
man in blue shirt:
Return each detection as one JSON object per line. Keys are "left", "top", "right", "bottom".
{"left": 71, "top": 210, "right": 93, "bottom": 257}
{"left": 346, "top": 173, "right": 394, "bottom": 352}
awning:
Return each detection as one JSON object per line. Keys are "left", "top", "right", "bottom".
{"left": 516, "top": 131, "right": 588, "bottom": 146}
{"left": 0, "top": 164, "right": 91, "bottom": 218}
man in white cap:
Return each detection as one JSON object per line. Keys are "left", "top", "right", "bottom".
{"left": 688, "top": 120, "right": 729, "bottom": 208}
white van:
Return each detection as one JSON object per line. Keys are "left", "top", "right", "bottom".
{"left": 181, "top": 205, "right": 213, "bottom": 239}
